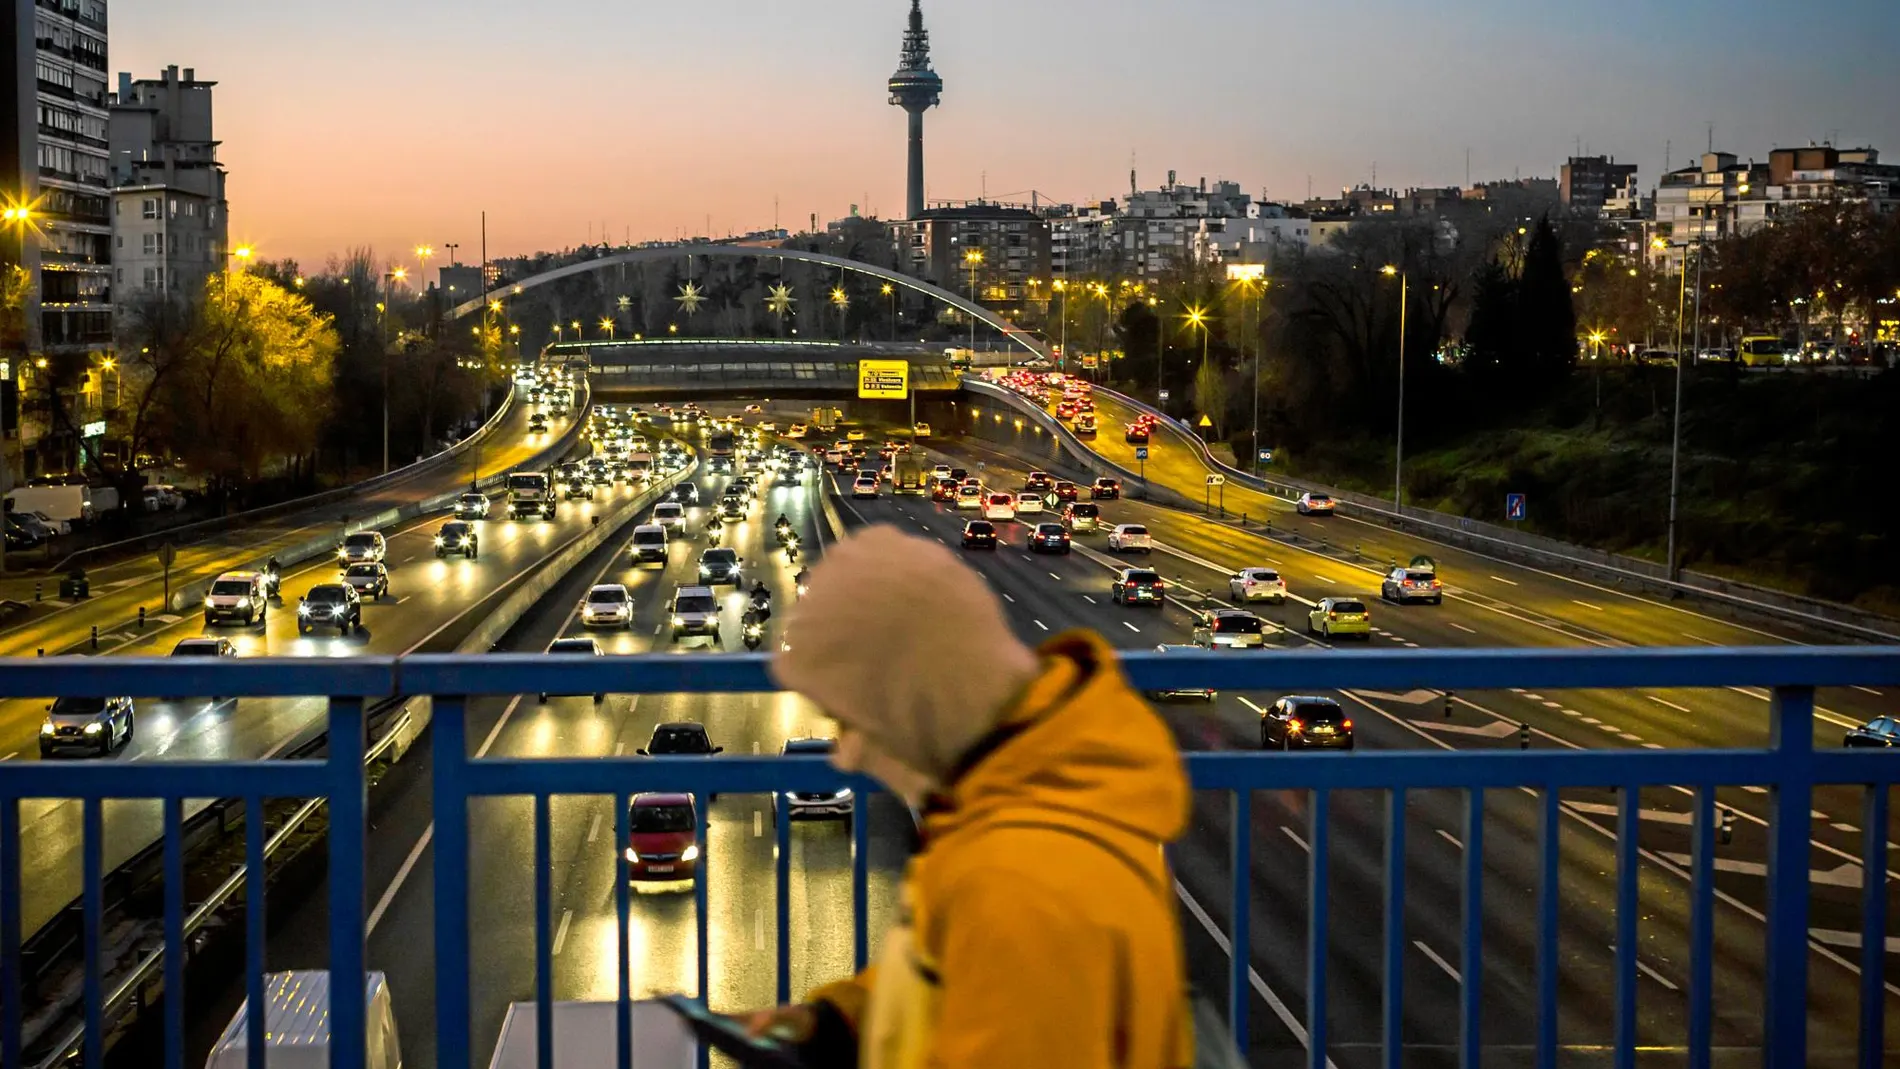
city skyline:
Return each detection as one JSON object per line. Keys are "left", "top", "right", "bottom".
{"left": 114, "top": 0, "right": 1898, "bottom": 273}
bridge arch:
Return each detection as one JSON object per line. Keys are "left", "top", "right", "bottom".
{"left": 449, "top": 244, "right": 1050, "bottom": 359}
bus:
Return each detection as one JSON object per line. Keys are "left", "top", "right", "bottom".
{"left": 1739, "top": 336, "right": 1789, "bottom": 367}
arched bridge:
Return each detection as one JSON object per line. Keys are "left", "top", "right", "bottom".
{"left": 449, "top": 243, "right": 1051, "bottom": 360}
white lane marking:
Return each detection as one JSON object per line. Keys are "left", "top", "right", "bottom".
{"left": 587, "top": 812, "right": 603, "bottom": 844}
{"left": 755, "top": 908, "right": 766, "bottom": 951}
{"left": 936, "top": 537, "right": 946, "bottom": 545}
{"left": 1033, "top": 619, "right": 1049, "bottom": 631}
{"left": 1647, "top": 695, "right": 1693, "bottom": 714}
{"left": 653, "top": 623, "right": 663, "bottom": 635}
{"left": 1280, "top": 826, "right": 1310, "bottom": 852}
{"left": 754, "top": 810, "right": 764, "bottom": 838}
{"left": 1448, "top": 621, "right": 1478, "bottom": 634}
{"left": 367, "top": 823, "right": 434, "bottom": 936}
{"left": 1562, "top": 709, "right": 1581, "bottom": 717}
{"left": 1315, "top": 575, "right": 1335, "bottom": 583}
{"left": 1619, "top": 733, "right": 1643, "bottom": 741}
{"left": 1854, "top": 687, "right": 1884, "bottom": 697}
{"left": 1122, "top": 621, "right": 1141, "bottom": 633}
{"left": 614, "top": 741, "right": 626, "bottom": 757}
{"left": 1416, "top": 940, "right": 1461, "bottom": 981}
{"left": 0, "top": 752, "right": 13, "bottom": 761}
{"left": 1048, "top": 572, "right": 1062, "bottom": 581}
{"left": 1021, "top": 554, "right": 1033, "bottom": 562}
{"left": 1656, "top": 853, "right": 1867, "bottom": 889}
{"left": 1642, "top": 743, "right": 1665, "bottom": 750}
{"left": 1523, "top": 693, "right": 1545, "bottom": 701}
{"left": 1742, "top": 785, "right": 1768, "bottom": 794}
{"left": 1082, "top": 595, "right": 1097, "bottom": 605}
{"left": 552, "top": 908, "right": 574, "bottom": 956}
{"left": 752, "top": 740, "right": 760, "bottom": 754}
{"left": 1436, "top": 829, "right": 1463, "bottom": 849}
{"left": 1488, "top": 575, "right": 1519, "bottom": 586}
{"left": 395, "top": 596, "right": 412, "bottom": 605}
{"left": 1614, "top": 947, "right": 1681, "bottom": 991}
{"left": 1173, "top": 879, "right": 1340, "bottom": 1067}
{"left": 1580, "top": 716, "right": 1602, "bottom": 725}
{"left": 1681, "top": 632, "right": 1720, "bottom": 646}
{"left": 1810, "top": 929, "right": 1900, "bottom": 955}
{"left": 1402, "top": 641, "right": 1421, "bottom": 648}
{"left": 1541, "top": 701, "right": 1562, "bottom": 709}
{"left": 1572, "top": 599, "right": 1604, "bottom": 611}
{"left": 1001, "top": 593, "right": 1015, "bottom": 603}
{"left": 1566, "top": 801, "right": 1695, "bottom": 826}
{"left": 403, "top": 555, "right": 416, "bottom": 563}
{"left": 1832, "top": 823, "right": 1859, "bottom": 833}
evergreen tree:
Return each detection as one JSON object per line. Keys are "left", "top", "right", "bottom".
{"left": 1518, "top": 215, "right": 1577, "bottom": 386}
{"left": 1463, "top": 259, "right": 1516, "bottom": 385}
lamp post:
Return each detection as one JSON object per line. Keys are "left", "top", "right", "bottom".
{"left": 963, "top": 249, "right": 984, "bottom": 352}
{"left": 598, "top": 317, "right": 615, "bottom": 342}
{"left": 1149, "top": 296, "right": 1162, "bottom": 406}
{"left": 382, "top": 266, "right": 407, "bottom": 473}
{"left": 1183, "top": 304, "right": 1210, "bottom": 427}
{"left": 881, "top": 283, "right": 895, "bottom": 342}
{"left": 1588, "top": 329, "right": 1607, "bottom": 409}
{"left": 1381, "top": 265, "right": 1407, "bottom": 510}
{"left": 830, "top": 286, "right": 849, "bottom": 343}
{"left": 1654, "top": 235, "right": 1702, "bottom": 582}
{"left": 1054, "top": 279, "right": 1070, "bottom": 370}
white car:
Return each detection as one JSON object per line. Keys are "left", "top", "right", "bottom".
{"left": 955, "top": 485, "right": 984, "bottom": 510}
{"left": 652, "top": 502, "right": 686, "bottom": 533}
{"left": 912, "top": 423, "right": 932, "bottom": 439}
{"left": 786, "top": 423, "right": 808, "bottom": 439}
{"left": 757, "top": 421, "right": 777, "bottom": 433}
{"left": 454, "top": 493, "right": 491, "bottom": 520}
{"left": 1014, "top": 492, "right": 1044, "bottom": 515}
{"left": 982, "top": 493, "right": 1016, "bottom": 521}
{"left": 1230, "top": 567, "right": 1288, "bottom": 604}
{"left": 580, "top": 584, "right": 633, "bottom": 629}
{"left": 337, "top": 531, "right": 387, "bottom": 565}
{"left": 851, "top": 476, "right": 879, "bottom": 499}
{"left": 668, "top": 585, "right": 721, "bottom": 645}
{"left": 1295, "top": 492, "right": 1336, "bottom": 516}
{"left": 1106, "top": 524, "right": 1153, "bottom": 554}
{"left": 1194, "top": 609, "right": 1270, "bottom": 649}
{"left": 931, "top": 464, "right": 952, "bottom": 481}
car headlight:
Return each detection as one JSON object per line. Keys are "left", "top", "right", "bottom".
{"left": 434, "top": 536, "right": 444, "bottom": 546}
{"left": 84, "top": 722, "right": 102, "bottom": 734}
{"left": 625, "top": 847, "right": 639, "bottom": 863}
{"left": 204, "top": 596, "right": 216, "bottom": 608}
{"left": 333, "top": 606, "right": 348, "bottom": 617}
{"left": 681, "top": 845, "right": 700, "bottom": 862}
{"left": 671, "top": 615, "right": 684, "bottom": 627}
{"left": 40, "top": 722, "right": 54, "bottom": 735}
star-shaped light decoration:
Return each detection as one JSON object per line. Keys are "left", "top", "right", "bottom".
{"left": 616, "top": 295, "right": 631, "bottom": 312}
{"left": 675, "top": 281, "right": 707, "bottom": 316}
{"left": 764, "top": 283, "right": 796, "bottom": 318}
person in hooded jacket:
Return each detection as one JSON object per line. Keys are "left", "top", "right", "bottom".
{"left": 746, "top": 524, "right": 1194, "bottom": 1069}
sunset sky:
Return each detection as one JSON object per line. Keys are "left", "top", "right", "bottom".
{"left": 114, "top": 0, "right": 1898, "bottom": 279}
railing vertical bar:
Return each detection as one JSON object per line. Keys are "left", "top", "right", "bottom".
{"left": 1613, "top": 785, "right": 1639, "bottom": 1069}
{"left": 1382, "top": 788, "right": 1405, "bottom": 1069}
{"left": 1459, "top": 788, "right": 1483, "bottom": 1069}
{"left": 1536, "top": 788, "right": 1559, "bottom": 1069}
{"left": 1306, "top": 789, "right": 1329, "bottom": 1069}
{"left": 432, "top": 696, "right": 473, "bottom": 1069}
{"left": 616, "top": 792, "right": 632, "bottom": 1069}
{"left": 163, "top": 797, "right": 185, "bottom": 1069}
{"left": 1688, "top": 787, "right": 1715, "bottom": 1069}
{"left": 1230, "top": 789, "right": 1252, "bottom": 1056}
{"left": 1764, "top": 686, "right": 1813, "bottom": 1067}
{"left": 534, "top": 793, "right": 553, "bottom": 1069}
{"left": 775, "top": 793, "right": 792, "bottom": 1005}
{"left": 328, "top": 696, "right": 367, "bottom": 1069}
{"left": 851, "top": 793, "right": 870, "bottom": 972}
{"left": 1858, "top": 785, "right": 1888, "bottom": 1069}
{"left": 82, "top": 795, "right": 103, "bottom": 1069}
{"left": 696, "top": 790, "right": 712, "bottom": 1069}
{"left": 244, "top": 796, "right": 265, "bottom": 1069}
{"left": 2, "top": 794, "right": 22, "bottom": 1069}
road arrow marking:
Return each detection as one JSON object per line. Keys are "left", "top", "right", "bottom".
{"left": 1657, "top": 853, "right": 1869, "bottom": 889}
{"left": 1408, "top": 718, "right": 1519, "bottom": 739}
{"left": 1809, "top": 928, "right": 1900, "bottom": 954}
{"left": 1566, "top": 801, "right": 1696, "bottom": 826}
{"left": 1354, "top": 689, "right": 1443, "bottom": 705}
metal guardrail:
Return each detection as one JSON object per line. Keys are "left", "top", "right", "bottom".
{"left": 2, "top": 647, "right": 1898, "bottom": 1069}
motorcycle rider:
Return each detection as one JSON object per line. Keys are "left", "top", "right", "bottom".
{"left": 264, "top": 555, "right": 282, "bottom": 596}
{"left": 750, "top": 580, "right": 773, "bottom": 619}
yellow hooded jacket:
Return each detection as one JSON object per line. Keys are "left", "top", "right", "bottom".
{"left": 808, "top": 631, "right": 1194, "bottom": 1069}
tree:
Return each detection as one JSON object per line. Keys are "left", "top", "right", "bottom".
{"left": 1517, "top": 216, "right": 1577, "bottom": 387}
{"left": 1192, "top": 358, "right": 1228, "bottom": 438}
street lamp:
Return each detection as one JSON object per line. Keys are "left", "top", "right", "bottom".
{"left": 1588, "top": 329, "right": 1607, "bottom": 409}
{"left": 381, "top": 266, "right": 408, "bottom": 473}
{"left": 963, "top": 249, "right": 984, "bottom": 352}
{"left": 1053, "top": 279, "right": 1070, "bottom": 369}
{"left": 881, "top": 283, "right": 895, "bottom": 342}
{"left": 1381, "top": 265, "right": 1408, "bottom": 510}
{"left": 598, "top": 317, "right": 615, "bottom": 341}
{"left": 1182, "top": 303, "right": 1210, "bottom": 423}
{"left": 830, "top": 286, "right": 849, "bottom": 342}
{"left": 414, "top": 245, "right": 435, "bottom": 285}
{"left": 1653, "top": 236, "right": 1702, "bottom": 581}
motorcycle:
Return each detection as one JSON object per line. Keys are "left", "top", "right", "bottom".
{"left": 783, "top": 535, "right": 800, "bottom": 562}
{"left": 774, "top": 520, "right": 793, "bottom": 542}
{"left": 743, "top": 619, "right": 765, "bottom": 651}
{"left": 794, "top": 570, "right": 811, "bottom": 599}
{"left": 263, "top": 567, "right": 282, "bottom": 599}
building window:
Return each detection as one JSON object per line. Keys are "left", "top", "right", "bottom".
{"left": 114, "top": 235, "right": 121, "bottom": 248}
{"left": 142, "top": 267, "right": 157, "bottom": 289}
{"left": 141, "top": 234, "right": 155, "bottom": 255}
{"left": 141, "top": 198, "right": 158, "bottom": 219}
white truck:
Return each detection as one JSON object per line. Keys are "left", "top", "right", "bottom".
{"left": 507, "top": 472, "right": 556, "bottom": 520}
{"left": 204, "top": 970, "right": 402, "bottom": 1069}
{"left": 489, "top": 1000, "right": 693, "bottom": 1068}
{"left": 6, "top": 484, "right": 96, "bottom": 524}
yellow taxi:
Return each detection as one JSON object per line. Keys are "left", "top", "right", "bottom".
{"left": 1307, "top": 597, "right": 1372, "bottom": 640}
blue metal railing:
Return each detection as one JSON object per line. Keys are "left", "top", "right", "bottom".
{"left": 1, "top": 646, "right": 1898, "bottom": 1069}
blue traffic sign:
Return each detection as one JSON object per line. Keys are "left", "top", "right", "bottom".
{"left": 1135, "top": 446, "right": 1150, "bottom": 461}
{"left": 1505, "top": 493, "right": 1526, "bottom": 521}
{"left": 1257, "top": 449, "right": 1274, "bottom": 463}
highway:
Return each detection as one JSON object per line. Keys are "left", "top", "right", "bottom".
{"left": 5, "top": 403, "right": 588, "bottom": 939}
{"left": 0, "top": 389, "right": 561, "bottom": 662}
{"left": 171, "top": 446, "right": 913, "bottom": 1069}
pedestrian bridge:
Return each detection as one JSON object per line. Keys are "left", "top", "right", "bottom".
{"left": 2, "top": 646, "right": 1896, "bottom": 1069}
{"left": 550, "top": 339, "right": 989, "bottom": 401}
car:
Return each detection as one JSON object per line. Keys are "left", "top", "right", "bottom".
{"left": 1124, "top": 425, "right": 1150, "bottom": 444}
{"left": 774, "top": 738, "right": 854, "bottom": 824}
{"left": 948, "top": 468, "right": 969, "bottom": 483}
{"left": 1028, "top": 522, "right": 1071, "bottom": 554}
{"left": 912, "top": 423, "right": 932, "bottom": 439}
{"left": 1194, "top": 609, "right": 1270, "bottom": 649}
{"left": 931, "top": 464, "right": 953, "bottom": 481}
{"left": 653, "top": 502, "right": 686, "bottom": 533}
{"left": 625, "top": 793, "right": 700, "bottom": 886}
{"left": 639, "top": 721, "right": 723, "bottom": 757}
{"left": 1062, "top": 502, "right": 1102, "bottom": 533}
{"left": 1229, "top": 568, "right": 1287, "bottom": 604}
{"left": 786, "top": 423, "right": 809, "bottom": 438}
{"left": 39, "top": 696, "right": 135, "bottom": 757}
{"left": 1090, "top": 478, "right": 1122, "bottom": 500}
{"left": 845, "top": 429, "right": 867, "bottom": 442}
{"left": 960, "top": 520, "right": 998, "bottom": 550}
{"left": 670, "top": 483, "right": 701, "bottom": 505}
{"left": 1382, "top": 564, "right": 1443, "bottom": 604}
{"left": 454, "top": 492, "right": 491, "bottom": 520}
{"left": 745, "top": 404, "right": 763, "bottom": 414}
{"left": 1295, "top": 492, "right": 1336, "bottom": 516}
{"left": 434, "top": 521, "right": 479, "bottom": 559}
{"left": 1052, "top": 481, "right": 1080, "bottom": 503}
{"left": 930, "top": 478, "right": 957, "bottom": 502}
{"left": 852, "top": 476, "right": 880, "bottom": 499}
{"left": 203, "top": 571, "right": 269, "bottom": 626}
{"left": 1074, "top": 416, "right": 1098, "bottom": 439}
{"left": 1144, "top": 645, "right": 1216, "bottom": 702}
{"left": 718, "top": 495, "right": 747, "bottom": 520}
{"left": 731, "top": 477, "right": 758, "bottom": 500}
{"left": 297, "top": 583, "right": 362, "bottom": 635}
{"left": 1844, "top": 717, "right": 1900, "bottom": 748}
{"left": 541, "top": 637, "right": 605, "bottom": 703}
{"left": 1260, "top": 696, "right": 1354, "bottom": 751}
{"left": 337, "top": 531, "right": 387, "bottom": 566}
{"left": 631, "top": 523, "right": 670, "bottom": 565}
{"left": 171, "top": 637, "right": 235, "bottom": 658}
{"left": 1025, "top": 471, "right": 1055, "bottom": 493}
{"left": 1014, "top": 492, "right": 1045, "bottom": 516}
{"left": 955, "top": 485, "right": 983, "bottom": 510}
{"left": 528, "top": 414, "right": 548, "bottom": 433}
{"left": 698, "top": 547, "right": 744, "bottom": 585}
{"left": 1111, "top": 568, "right": 1166, "bottom": 606}
{"left": 1106, "top": 524, "right": 1153, "bottom": 554}
{"left": 342, "top": 562, "right": 391, "bottom": 600}
{"left": 581, "top": 583, "right": 633, "bottom": 629}
{"left": 563, "top": 479, "right": 595, "bottom": 502}
{"left": 668, "top": 585, "right": 722, "bottom": 645}
{"left": 1308, "top": 597, "right": 1371, "bottom": 639}
{"left": 1056, "top": 401, "right": 1078, "bottom": 419}
{"left": 980, "top": 493, "right": 1016, "bottom": 521}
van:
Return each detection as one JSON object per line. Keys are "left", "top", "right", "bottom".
{"left": 204, "top": 970, "right": 401, "bottom": 1069}
{"left": 631, "top": 524, "right": 669, "bottom": 565}
{"left": 1063, "top": 502, "right": 1102, "bottom": 533}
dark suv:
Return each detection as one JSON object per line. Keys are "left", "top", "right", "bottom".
{"left": 960, "top": 520, "right": 998, "bottom": 550}
{"left": 1260, "top": 696, "right": 1354, "bottom": 751}
{"left": 1028, "top": 522, "right": 1071, "bottom": 554}
{"left": 1110, "top": 568, "right": 1166, "bottom": 606}
{"left": 297, "top": 583, "right": 362, "bottom": 635}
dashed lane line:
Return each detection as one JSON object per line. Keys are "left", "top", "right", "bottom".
{"left": 1082, "top": 595, "right": 1097, "bottom": 605}
{"left": 1122, "top": 621, "right": 1141, "bottom": 633}
{"left": 1448, "top": 621, "right": 1478, "bottom": 634}
{"left": 1489, "top": 575, "right": 1519, "bottom": 586}
{"left": 1280, "top": 826, "right": 1310, "bottom": 852}
{"left": 552, "top": 908, "right": 574, "bottom": 956}
{"left": 1436, "top": 829, "right": 1463, "bottom": 850}
{"left": 1572, "top": 599, "right": 1605, "bottom": 611}
{"left": 1415, "top": 940, "right": 1461, "bottom": 982}
{"left": 1647, "top": 695, "right": 1693, "bottom": 714}
{"left": 1033, "top": 620, "right": 1049, "bottom": 631}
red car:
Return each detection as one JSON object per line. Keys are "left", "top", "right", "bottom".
{"left": 930, "top": 478, "right": 957, "bottom": 502}
{"left": 626, "top": 793, "right": 699, "bottom": 886}
{"left": 1125, "top": 425, "right": 1151, "bottom": 444}
{"left": 1091, "top": 477, "right": 1123, "bottom": 500}
{"left": 1052, "top": 480, "right": 1080, "bottom": 502}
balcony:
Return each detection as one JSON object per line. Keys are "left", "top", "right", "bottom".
{"left": 0, "top": 647, "right": 1896, "bottom": 1069}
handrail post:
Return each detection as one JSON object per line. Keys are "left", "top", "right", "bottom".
{"left": 433, "top": 697, "right": 472, "bottom": 1069}
{"left": 1765, "top": 685, "right": 1813, "bottom": 1067}
{"left": 328, "top": 696, "right": 368, "bottom": 1069}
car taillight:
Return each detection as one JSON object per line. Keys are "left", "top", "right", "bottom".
{"left": 1328, "top": 611, "right": 1338, "bottom": 620}
{"left": 1288, "top": 719, "right": 1304, "bottom": 733}
{"left": 1341, "top": 720, "right": 1353, "bottom": 731}
{"left": 1125, "top": 582, "right": 1137, "bottom": 591}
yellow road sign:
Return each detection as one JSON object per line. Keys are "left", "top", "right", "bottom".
{"left": 858, "top": 359, "right": 910, "bottom": 399}
{"left": 1196, "top": 414, "right": 1213, "bottom": 428}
